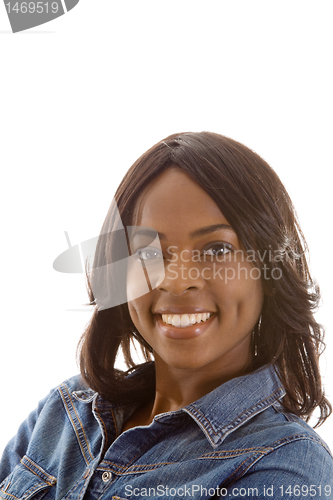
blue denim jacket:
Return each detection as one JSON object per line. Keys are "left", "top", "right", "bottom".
{"left": 1, "top": 364, "right": 332, "bottom": 500}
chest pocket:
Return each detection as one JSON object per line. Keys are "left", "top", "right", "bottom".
{"left": 0, "top": 455, "right": 57, "bottom": 500}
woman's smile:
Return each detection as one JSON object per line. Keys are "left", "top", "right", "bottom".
{"left": 155, "top": 311, "right": 216, "bottom": 339}
{"left": 161, "top": 311, "right": 212, "bottom": 328}
{"left": 127, "top": 167, "right": 264, "bottom": 378}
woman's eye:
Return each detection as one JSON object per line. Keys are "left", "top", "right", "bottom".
{"left": 202, "top": 243, "right": 233, "bottom": 258}
{"left": 136, "top": 247, "right": 163, "bottom": 261}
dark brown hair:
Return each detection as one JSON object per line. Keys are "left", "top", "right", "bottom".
{"left": 78, "top": 131, "right": 331, "bottom": 426}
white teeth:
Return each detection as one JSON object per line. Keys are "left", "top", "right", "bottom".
{"left": 180, "top": 314, "right": 190, "bottom": 327}
{"left": 161, "top": 312, "right": 212, "bottom": 328}
{"left": 171, "top": 315, "right": 181, "bottom": 327}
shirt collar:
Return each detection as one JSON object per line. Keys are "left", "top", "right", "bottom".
{"left": 92, "top": 363, "right": 286, "bottom": 449}
{"left": 182, "top": 364, "right": 286, "bottom": 448}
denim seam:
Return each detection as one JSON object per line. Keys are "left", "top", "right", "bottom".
{"left": 99, "top": 437, "right": 327, "bottom": 477}
{"left": 59, "top": 385, "right": 94, "bottom": 465}
{"left": 93, "top": 403, "right": 109, "bottom": 454}
{"left": 199, "top": 446, "right": 273, "bottom": 459}
{"left": 0, "top": 482, "right": 47, "bottom": 500}
{"left": 63, "top": 472, "right": 91, "bottom": 500}
{"left": 110, "top": 408, "right": 119, "bottom": 438}
{"left": 2, "top": 483, "right": 10, "bottom": 493}
{"left": 63, "top": 479, "right": 83, "bottom": 500}
{"left": 223, "top": 452, "right": 266, "bottom": 487}
{"left": 97, "top": 448, "right": 272, "bottom": 473}
{"left": 21, "top": 456, "right": 57, "bottom": 486}
{"left": 97, "top": 461, "right": 174, "bottom": 473}
{"left": 73, "top": 475, "right": 91, "bottom": 500}
{"left": 268, "top": 433, "right": 333, "bottom": 458}
{"left": 224, "top": 433, "right": 331, "bottom": 487}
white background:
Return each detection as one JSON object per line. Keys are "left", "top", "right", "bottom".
{"left": 0, "top": 1, "right": 332, "bottom": 455}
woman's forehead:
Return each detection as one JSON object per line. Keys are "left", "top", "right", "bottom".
{"left": 132, "top": 167, "right": 228, "bottom": 228}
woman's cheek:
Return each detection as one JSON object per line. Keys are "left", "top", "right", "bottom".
{"left": 128, "top": 295, "right": 151, "bottom": 326}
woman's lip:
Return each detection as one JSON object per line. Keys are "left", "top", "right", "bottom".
{"left": 155, "top": 313, "right": 216, "bottom": 340}
{"left": 154, "top": 308, "right": 215, "bottom": 315}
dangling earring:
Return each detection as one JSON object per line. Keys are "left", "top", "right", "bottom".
{"left": 253, "top": 315, "right": 262, "bottom": 357}
{"left": 252, "top": 330, "right": 258, "bottom": 357}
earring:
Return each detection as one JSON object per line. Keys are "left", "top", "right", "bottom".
{"left": 252, "top": 330, "right": 258, "bottom": 357}
{"left": 253, "top": 316, "right": 262, "bottom": 357}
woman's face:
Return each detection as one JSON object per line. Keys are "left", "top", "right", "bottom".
{"left": 127, "top": 168, "right": 264, "bottom": 380}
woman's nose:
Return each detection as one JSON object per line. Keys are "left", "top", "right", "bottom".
{"left": 156, "top": 257, "right": 205, "bottom": 295}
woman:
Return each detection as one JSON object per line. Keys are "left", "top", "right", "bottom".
{"left": 1, "top": 132, "right": 332, "bottom": 499}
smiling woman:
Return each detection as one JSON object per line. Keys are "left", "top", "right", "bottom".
{"left": 125, "top": 168, "right": 264, "bottom": 391}
{"left": 1, "top": 132, "right": 332, "bottom": 499}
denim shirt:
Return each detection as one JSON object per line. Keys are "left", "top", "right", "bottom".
{"left": 1, "top": 364, "right": 332, "bottom": 500}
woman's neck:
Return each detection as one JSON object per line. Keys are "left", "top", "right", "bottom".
{"left": 122, "top": 353, "right": 251, "bottom": 433}
{"left": 148, "top": 353, "right": 251, "bottom": 417}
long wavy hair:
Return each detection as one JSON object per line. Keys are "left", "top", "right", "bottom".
{"left": 78, "top": 131, "right": 331, "bottom": 426}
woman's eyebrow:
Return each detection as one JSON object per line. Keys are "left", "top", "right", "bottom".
{"left": 189, "top": 223, "right": 234, "bottom": 239}
{"left": 130, "top": 224, "right": 234, "bottom": 242}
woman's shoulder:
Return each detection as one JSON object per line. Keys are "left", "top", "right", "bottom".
{"left": 223, "top": 405, "right": 333, "bottom": 490}
{"left": 55, "top": 373, "right": 90, "bottom": 391}
{"left": 0, "top": 374, "right": 97, "bottom": 480}
{"left": 239, "top": 402, "right": 332, "bottom": 455}
{"left": 250, "top": 416, "right": 333, "bottom": 491}
{"left": 55, "top": 373, "right": 96, "bottom": 398}
{"left": 25, "top": 374, "right": 96, "bottom": 414}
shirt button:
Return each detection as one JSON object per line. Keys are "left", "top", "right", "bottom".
{"left": 102, "top": 471, "right": 113, "bottom": 482}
